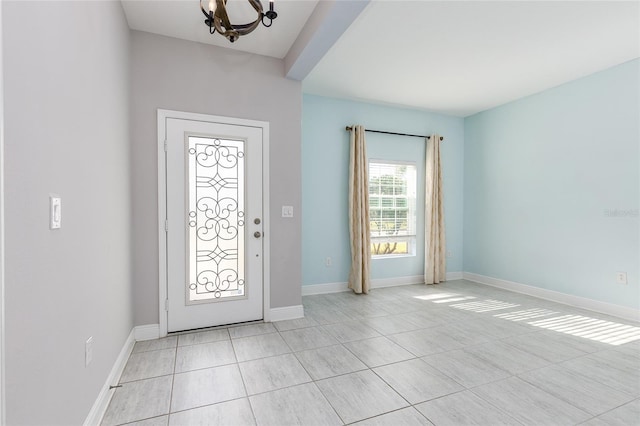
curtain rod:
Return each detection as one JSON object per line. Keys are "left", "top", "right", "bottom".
{"left": 345, "top": 126, "right": 444, "bottom": 141}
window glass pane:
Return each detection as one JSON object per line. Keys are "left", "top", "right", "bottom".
{"left": 381, "top": 197, "right": 394, "bottom": 208}
{"left": 368, "top": 161, "right": 417, "bottom": 257}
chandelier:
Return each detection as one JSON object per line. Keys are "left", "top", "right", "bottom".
{"left": 200, "top": 0, "right": 277, "bottom": 43}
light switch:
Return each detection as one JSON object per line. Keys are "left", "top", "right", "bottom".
{"left": 282, "top": 205, "right": 293, "bottom": 218}
{"left": 50, "top": 195, "right": 61, "bottom": 229}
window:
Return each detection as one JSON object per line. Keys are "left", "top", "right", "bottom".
{"left": 369, "top": 161, "right": 417, "bottom": 257}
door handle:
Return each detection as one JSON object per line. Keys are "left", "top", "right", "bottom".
{"left": 254, "top": 231, "right": 262, "bottom": 238}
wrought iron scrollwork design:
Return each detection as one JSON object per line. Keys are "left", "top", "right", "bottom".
{"left": 188, "top": 138, "right": 245, "bottom": 301}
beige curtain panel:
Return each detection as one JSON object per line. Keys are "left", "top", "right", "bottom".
{"left": 348, "top": 125, "right": 371, "bottom": 294}
{"left": 425, "top": 134, "right": 446, "bottom": 284}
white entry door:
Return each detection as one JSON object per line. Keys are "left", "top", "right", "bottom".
{"left": 164, "top": 116, "right": 264, "bottom": 332}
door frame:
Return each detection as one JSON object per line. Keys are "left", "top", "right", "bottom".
{"left": 157, "top": 109, "right": 271, "bottom": 337}
{"left": 0, "top": 1, "right": 6, "bottom": 421}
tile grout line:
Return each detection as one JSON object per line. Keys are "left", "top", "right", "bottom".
{"left": 576, "top": 399, "right": 640, "bottom": 424}
{"left": 228, "top": 335, "right": 260, "bottom": 426}
{"left": 342, "top": 406, "right": 428, "bottom": 425}
{"left": 444, "top": 386, "right": 527, "bottom": 426}
{"left": 271, "top": 327, "right": 346, "bottom": 424}
{"left": 516, "top": 366, "right": 636, "bottom": 417}
{"left": 165, "top": 339, "right": 179, "bottom": 420}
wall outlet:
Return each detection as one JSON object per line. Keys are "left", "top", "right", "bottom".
{"left": 85, "top": 336, "right": 94, "bottom": 367}
{"left": 325, "top": 257, "right": 332, "bottom": 267}
{"left": 615, "top": 272, "right": 628, "bottom": 285}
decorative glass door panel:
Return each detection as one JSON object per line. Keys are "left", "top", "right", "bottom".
{"left": 187, "top": 137, "right": 245, "bottom": 303}
{"left": 164, "top": 115, "right": 264, "bottom": 333}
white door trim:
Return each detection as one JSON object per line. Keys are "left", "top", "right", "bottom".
{"left": 0, "top": 1, "right": 6, "bottom": 422}
{"left": 157, "top": 109, "right": 271, "bottom": 337}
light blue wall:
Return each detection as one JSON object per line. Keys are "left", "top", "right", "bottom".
{"left": 302, "top": 95, "right": 464, "bottom": 286}
{"left": 464, "top": 59, "right": 639, "bottom": 309}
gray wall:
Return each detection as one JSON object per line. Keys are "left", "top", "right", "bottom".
{"left": 2, "top": 1, "right": 132, "bottom": 424}
{"left": 130, "top": 31, "right": 302, "bottom": 325}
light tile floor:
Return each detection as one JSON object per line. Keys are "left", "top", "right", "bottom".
{"left": 102, "top": 280, "right": 640, "bottom": 426}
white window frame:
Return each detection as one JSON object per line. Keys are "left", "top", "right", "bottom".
{"left": 368, "top": 159, "right": 417, "bottom": 259}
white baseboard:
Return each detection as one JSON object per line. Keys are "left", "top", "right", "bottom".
{"left": 134, "top": 324, "right": 160, "bottom": 341}
{"left": 302, "top": 273, "right": 464, "bottom": 296}
{"left": 269, "top": 305, "right": 304, "bottom": 322}
{"left": 371, "top": 275, "right": 424, "bottom": 288}
{"left": 463, "top": 272, "right": 639, "bottom": 323}
{"left": 446, "top": 272, "right": 464, "bottom": 280}
{"left": 83, "top": 329, "right": 135, "bottom": 426}
{"left": 301, "top": 281, "right": 349, "bottom": 296}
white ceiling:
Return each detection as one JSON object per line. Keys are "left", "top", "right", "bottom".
{"left": 121, "top": 1, "right": 640, "bottom": 117}
{"left": 304, "top": 1, "right": 640, "bottom": 116}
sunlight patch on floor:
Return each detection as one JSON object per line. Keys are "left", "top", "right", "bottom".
{"left": 432, "top": 296, "right": 477, "bottom": 304}
{"left": 494, "top": 308, "right": 558, "bottom": 322}
{"left": 413, "top": 293, "right": 460, "bottom": 301}
{"left": 409, "top": 288, "right": 639, "bottom": 347}
{"left": 450, "top": 299, "right": 520, "bottom": 313}
{"left": 528, "top": 315, "right": 640, "bottom": 346}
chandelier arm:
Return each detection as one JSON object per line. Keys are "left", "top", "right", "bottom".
{"left": 247, "top": 0, "right": 264, "bottom": 15}
{"left": 261, "top": 15, "right": 273, "bottom": 27}
{"left": 214, "top": 17, "right": 261, "bottom": 38}
{"left": 218, "top": 0, "right": 262, "bottom": 33}
{"left": 212, "top": 15, "right": 242, "bottom": 41}
{"left": 200, "top": 4, "right": 211, "bottom": 19}
{"left": 216, "top": 0, "right": 234, "bottom": 34}
{"left": 200, "top": 1, "right": 218, "bottom": 34}
{"left": 212, "top": 15, "right": 231, "bottom": 37}
{"left": 233, "top": 18, "right": 261, "bottom": 35}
